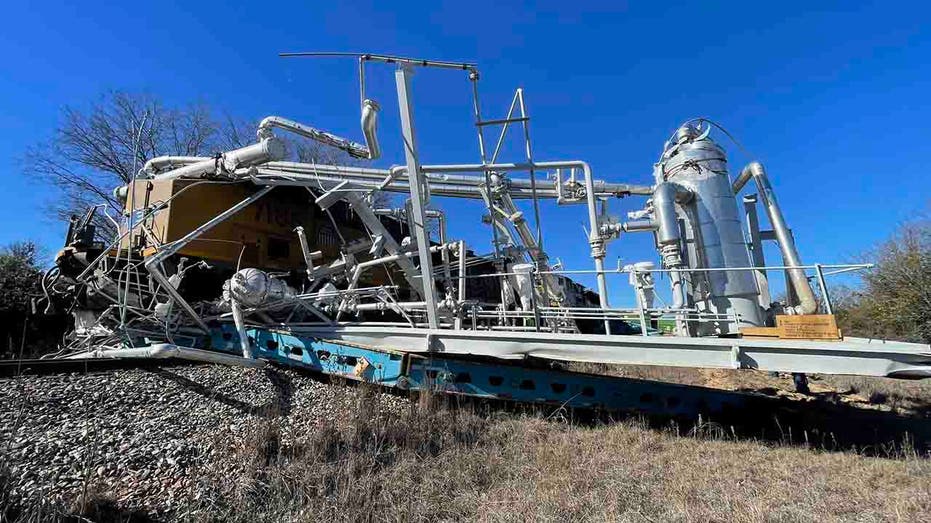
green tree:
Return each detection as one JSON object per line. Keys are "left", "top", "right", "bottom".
{"left": 0, "top": 242, "right": 43, "bottom": 357}
{"left": 0, "top": 242, "right": 41, "bottom": 314}
{"left": 834, "top": 220, "right": 931, "bottom": 343}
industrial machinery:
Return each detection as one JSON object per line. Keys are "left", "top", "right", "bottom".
{"left": 41, "top": 52, "right": 931, "bottom": 411}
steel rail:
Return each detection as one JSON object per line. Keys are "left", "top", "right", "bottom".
{"left": 0, "top": 357, "right": 199, "bottom": 378}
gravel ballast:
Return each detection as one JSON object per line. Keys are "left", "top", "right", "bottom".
{"left": 0, "top": 363, "right": 410, "bottom": 517}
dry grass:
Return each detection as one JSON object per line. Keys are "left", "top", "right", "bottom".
{"left": 192, "top": 388, "right": 931, "bottom": 523}
{"left": 819, "top": 375, "right": 931, "bottom": 412}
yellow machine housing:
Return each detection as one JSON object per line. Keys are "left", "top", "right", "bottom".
{"left": 121, "top": 179, "right": 379, "bottom": 276}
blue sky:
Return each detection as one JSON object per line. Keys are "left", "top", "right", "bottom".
{"left": 0, "top": 1, "right": 928, "bottom": 304}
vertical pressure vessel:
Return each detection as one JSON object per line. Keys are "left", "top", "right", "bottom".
{"left": 662, "top": 126, "right": 763, "bottom": 334}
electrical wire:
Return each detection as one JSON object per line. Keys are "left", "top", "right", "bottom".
{"left": 661, "top": 117, "right": 756, "bottom": 162}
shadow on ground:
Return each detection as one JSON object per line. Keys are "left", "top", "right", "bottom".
{"left": 123, "top": 362, "right": 931, "bottom": 457}
{"left": 147, "top": 366, "right": 294, "bottom": 418}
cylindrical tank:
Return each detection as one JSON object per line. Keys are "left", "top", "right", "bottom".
{"left": 228, "top": 268, "right": 295, "bottom": 308}
{"left": 662, "top": 126, "right": 762, "bottom": 334}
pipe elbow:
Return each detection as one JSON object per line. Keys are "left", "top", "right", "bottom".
{"left": 787, "top": 295, "right": 818, "bottom": 316}
{"left": 734, "top": 161, "right": 765, "bottom": 194}
{"left": 361, "top": 99, "right": 381, "bottom": 160}
{"left": 653, "top": 182, "right": 693, "bottom": 246}
{"left": 256, "top": 116, "right": 278, "bottom": 139}
{"left": 221, "top": 137, "right": 287, "bottom": 172}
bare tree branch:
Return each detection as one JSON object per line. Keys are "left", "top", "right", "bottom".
{"left": 22, "top": 92, "right": 233, "bottom": 238}
{"left": 22, "top": 90, "right": 390, "bottom": 240}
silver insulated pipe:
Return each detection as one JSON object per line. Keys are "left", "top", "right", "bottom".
{"left": 256, "top": 100, "right": 381, "bottom": 161}
{"left": 148, "top": 138, "right": 287, "bottom": 181}
{"left": 652, "top": 181, "right": 693, "bottom": 335}
{"left": 733, "top": 162, "right": 817, "bottom": 315}
{"left": 360, "top": 99, "right": 381, "bottom": 160}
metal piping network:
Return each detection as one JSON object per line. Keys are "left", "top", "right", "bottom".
{"left": 249, "top": 160, "right": 651, "bottom": 329}
{"left": 250, "top": 162, "right": 653, "bottom": 200}
{"left": 733, "top": 161, "right": 817, "bottom": 315}
{"left": 147, "top": 98, "right": 380, "bottom": 180}
{"left": 362, "top": 160, "right": 623, "bottom": 330}
{"left": 577, "top": 161, "right": 614, "bottom": 333}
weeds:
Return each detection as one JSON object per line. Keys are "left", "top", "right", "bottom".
{"left": 195, "top": 386, "right": 931, "bottom": 523}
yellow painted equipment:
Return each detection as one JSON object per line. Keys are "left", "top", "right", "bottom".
{"left": 121, "top": 178, "right": 367, "bottom": 271}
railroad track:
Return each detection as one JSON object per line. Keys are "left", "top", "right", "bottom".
{"left": 0, "top": 357, "right": 196, "bottom": 377}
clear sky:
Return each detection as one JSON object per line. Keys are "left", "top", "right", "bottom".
{"left": 0, "top": 1, "right": 928, "bottom": 304}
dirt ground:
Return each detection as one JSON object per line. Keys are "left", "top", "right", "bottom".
{"left": 573, "top": 363, "right": 931, "bottom": 417}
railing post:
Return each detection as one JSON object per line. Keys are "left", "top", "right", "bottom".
{"left": 814, "top": 263, "right": 833, "bottom": 315}
{"left": 638, "top": 304, "right": 648, "bottom": 337}
{"left": 530, "top": 266, "right": 542, "bottom": 332}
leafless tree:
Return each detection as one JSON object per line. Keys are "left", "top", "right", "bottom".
{"left": 22, "top": 91, "right": 374, "bottom": 239}
{"left": 22, "top": 92, "right": 230, "bottom": 238}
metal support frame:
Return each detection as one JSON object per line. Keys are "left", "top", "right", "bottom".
{"left": 143, "top": 186, "right": 274, "bottom": 332}
{"left": 469, "top": 68, "right": 508, "bottom": 318}
{"left": 479, "top": 88, "right": 552, "bottom": 329}
{"left": 237, "top": 326, "right": 766, "bottom": 416}
{"left": 294, "top": 226, "right": 318, "bottom": 279}
{"left": 516, "top": 89, "right": 545, "bottom": 255}
{"left": 315, "top": 180, "right": 425, "bottom": 297}
{"left": 814, "top": 263, "right": 833, "bottom": 315}
{"left": 455, "top": 240, "right": 467, "bottom": 330}
{"left": 396, "top": 65, "right": 439, "bottom": 328}
{"left": 65, "top": 53, "right": 919, "bottom": 391}
{"left": 743, "top": 194, "right": 771, "bottom": 307}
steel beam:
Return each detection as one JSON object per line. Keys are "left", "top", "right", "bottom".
{"left": 396, "top": 65, "right": 439, "bottom": 328}
{"left": 291, "top": 325, "right": 931, "bottom": 379}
